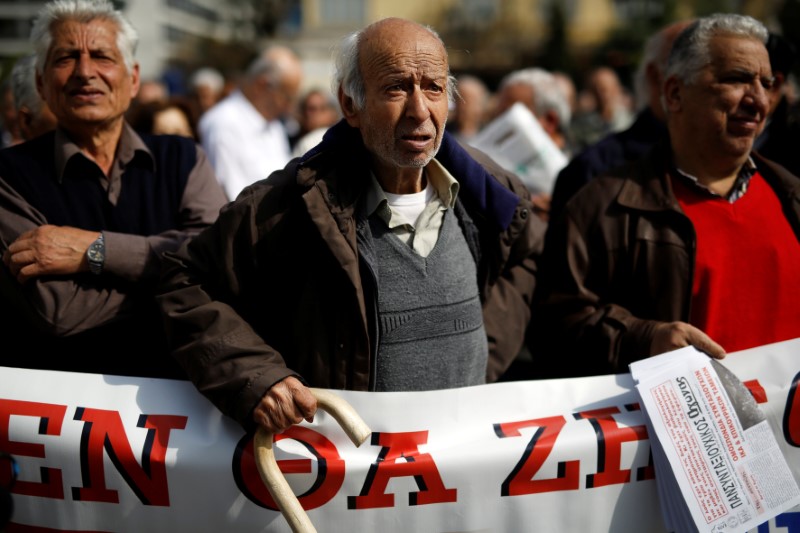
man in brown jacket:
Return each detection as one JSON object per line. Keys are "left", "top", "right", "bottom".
{"left": 157, "top": 18, "right": 545, "bottom": 433}
{"left": 534, "top": 14, "right": 800, "bottom": 378}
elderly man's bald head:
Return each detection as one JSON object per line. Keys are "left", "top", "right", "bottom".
{"left": 333, "top": 17, "right": 455, "bottom": 111}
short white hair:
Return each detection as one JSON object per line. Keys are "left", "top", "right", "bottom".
{"left": 498, "top": 67, "right": 571, "bottom": 132}
{"left": 190, "top": 67, "right": 224, "bottom": 93}
{"left": 30, "top": 0, "right": 138, "bottom": 76}
{"left": 11, "top": 54, "right": 44, "bottom": 116}
{"left": 665, "top": 13, "right": 768, "bottom": 85}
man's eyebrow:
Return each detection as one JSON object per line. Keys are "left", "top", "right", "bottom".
{"left": 717, "top": 67, "right": 759, "bottom": 79}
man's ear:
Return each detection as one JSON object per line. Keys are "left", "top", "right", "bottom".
{"left": 129, "top": 63, "right": 141, "bottom": 99}
{"left": 338, "top": 87, "right": 360, "bottom": 127}
{"left": 663, "top": 75, "right": 682, "bottom": 112}
{"left": 540, "top": 110, "right": 559, "bottom": 137}
{"left": 35, "top": 71, "right": 46, "bottom": 103}
{"left": 645, "top": 62, "right": 662, "bottom": 93}
{"left": 773, "top": 71, "right": 786, "bottom": 92}
{"left": 17, "top": 108, "right": 33, "bottom": 140}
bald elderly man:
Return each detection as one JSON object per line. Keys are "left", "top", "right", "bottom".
{"left": 157, "top": 17, "right": 545, "bottom": 433}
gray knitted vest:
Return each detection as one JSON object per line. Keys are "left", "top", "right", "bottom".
{"left": 369, "top": 208, "right": 488, "bottom": 391}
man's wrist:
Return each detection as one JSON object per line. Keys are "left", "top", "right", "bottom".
{"left": 86, "top": 232, "right": 105, "bottom": 275}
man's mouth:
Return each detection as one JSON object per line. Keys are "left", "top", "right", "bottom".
{"left": 729, "top": 113, "right": 762, "bottom": 135}
{"left": 399, "top": 132, "right": 433, "bottom": 150}
{"left": 69, "top": 87, "right": 104, "bottom": 101}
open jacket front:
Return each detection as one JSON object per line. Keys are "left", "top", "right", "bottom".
{"left": 536, "top": 140, "right": 800, "bottom": 378}
{"left": 158, "top": 121, "right": 545, "bottom": 428}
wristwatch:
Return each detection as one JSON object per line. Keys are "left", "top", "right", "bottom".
{"left": 86, "top": 232, "right": 105, "bottom": 275}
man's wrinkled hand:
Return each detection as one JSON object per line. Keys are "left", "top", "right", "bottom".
{"left": 650, "top": 321, "right": 726, "bottom": 359}
{"left": 252, "top": 376, "right": 318, "bottom": 434}
{"left": 2, "top": 225, "right": 98, "bottom": 283}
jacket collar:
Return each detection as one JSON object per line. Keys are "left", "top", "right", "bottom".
{"left": 301, "top": 119, "right": 520, "bottom": 230}
{"left": 616, "top": 139, "right": 800, "bottom": 213}
{"left": 753, "top": 151, "right": 800, "bottom": 203}
{"left": 616, "top": 139, "right": 682, "bottom": 213}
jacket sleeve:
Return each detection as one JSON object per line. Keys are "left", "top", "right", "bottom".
{"left": 156, "top": 180, "right": 297, "bottom": 429}
{"left": 0, "top": 146, "right": 227, "bottom": 337}
{"left": 0, "top": 175, "right": 142, "bottom": 336}
{"left": 104, "top": 145, "right": 227, "bottom": 283}
{"left": 483, "top": 201, "right": 545, "bottom": 381}
{"left": 532, "top": 195, "right": 658, "bottom": 377}
{"left": 464, "top": 146, "right": 547, "bottom": 382}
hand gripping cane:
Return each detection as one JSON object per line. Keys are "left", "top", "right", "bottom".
{"left": 254, "top": 388, "right": 371, "bottom": 533}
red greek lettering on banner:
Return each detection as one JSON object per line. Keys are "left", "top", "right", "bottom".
{"left": 0, "top": 399, "right": 67, "bottom": 499}
{"left": 574, "top": 406, "right": 654, "bottom": 488}
{"left": 73, "top": 408, "right": 187, "bottom": 506}
{"left": 235, "top": 426, "right": 346, "bottom": 511}
{"left": 785, "top": 371, "right": 800, "bottom": 447}
{"left": 495, "top": 415, "right": 579, "bottom": 496}
{"left": 348, "top": 431, "right": 457, "bottom": 509}
{"left": 743, "top": 380, "right": 768, "bottom": 404}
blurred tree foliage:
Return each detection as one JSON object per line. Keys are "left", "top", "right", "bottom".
{"left": 538, "top": 2, "right": 574, "bottom": 75}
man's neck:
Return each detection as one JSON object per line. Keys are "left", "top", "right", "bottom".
{"left": 65, "top": 119, "right": 124, "bottom": 176}
{"left": 671, "top": 150, "right": 749, "bottom": 197}
{"left": 374, "top": 165, "right": 427, "bottom": 195}
{"left": 241, "top": 85, "right": 278, "bottom": 121}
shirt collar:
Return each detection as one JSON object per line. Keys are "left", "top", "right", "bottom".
{"left": 673, "top": 157, "right": 757, "bottom": 203}
{"left": 54, "top": 122, "right": 154, "bottom": 183}
{"left": 427, "top": 158, "right": 460, "bottom": 208}
{"left": 364, "top": 158, "right": 460, "bottom": 222}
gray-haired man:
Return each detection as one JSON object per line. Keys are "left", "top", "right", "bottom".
{"left": 535, "top": 13, "right": 800, "bottom": 378}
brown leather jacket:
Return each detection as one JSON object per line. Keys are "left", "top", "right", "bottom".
{"left": 157, "top": 124, "right": 545, "bottom": 428}
{"left": 534, "top": 141, "right": 800, "bottom": 378}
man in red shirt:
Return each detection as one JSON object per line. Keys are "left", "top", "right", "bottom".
{"left": 534, "top": 14, "right": 800, "bottom": 377}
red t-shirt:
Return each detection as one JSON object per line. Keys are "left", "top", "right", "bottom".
{"left": 673, "top": 171, "right": 800, "bottom": 353}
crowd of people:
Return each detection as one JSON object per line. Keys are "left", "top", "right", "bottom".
{"left": 0, "top": 0, "right": 799, "bottom": 440}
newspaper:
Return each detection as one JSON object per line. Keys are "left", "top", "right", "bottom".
{"left": 630, "top": 347, "right": 800, "bottom": 533}
{"left": 466, "top": 101, "right": 567, "bottom": 195}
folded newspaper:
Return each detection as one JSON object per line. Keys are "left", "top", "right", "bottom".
{"left": 630, "top": 347, "right": 800, "bottom": 533}
{"left": 466, "top": 102, "right": 567, "bottom": 195}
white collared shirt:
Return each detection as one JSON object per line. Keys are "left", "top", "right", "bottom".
{"left": 365, "top": 158, "right": 460, "bottom": 257}
{"left": 199, "top": 90, "right": 291, "bottom": 201}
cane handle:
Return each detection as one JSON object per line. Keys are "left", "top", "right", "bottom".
{"left": 254, "top": 388, "right": 371, "bottom": 533}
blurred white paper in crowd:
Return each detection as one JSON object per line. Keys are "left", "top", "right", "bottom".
{"left": 467, "top": 102, "right": 567, "bottom": 195}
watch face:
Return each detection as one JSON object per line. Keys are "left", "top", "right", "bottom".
{"left": 88, "top": 245, "right": 103, "bottom": 262}
{"left": 87, "top": 235, "right": 105, "bottom": 274}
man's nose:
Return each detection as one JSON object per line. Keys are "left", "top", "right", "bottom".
{"left": 746, "top": 81, "right": 770, "bottom": 114}
{"left": 72, "top": 54, "right": 94, "bottom": 79}
{"left": 405, "top": 86, "right": 430, "bottom": 121}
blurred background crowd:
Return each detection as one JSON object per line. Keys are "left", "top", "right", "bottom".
{"left": 1, "top": 0, "right": 799, "bottom": 204}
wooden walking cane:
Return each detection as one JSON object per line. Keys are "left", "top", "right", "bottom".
{"left": 253, "top": 388, "right": 371, "bottom": 533}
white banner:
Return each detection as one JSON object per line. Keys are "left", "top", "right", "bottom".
{"left": 2, "top": 338, "right": 799, "bottom": 532}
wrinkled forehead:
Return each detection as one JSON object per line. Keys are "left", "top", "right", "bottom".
{"left": 48, "top": 18, "right": 119, "bottom": 53}
{"left": 358, "top": 22, "right": 448, "bottom": 78}
{"left": 707, "top": 34, "right": 770, "bottom": 71}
